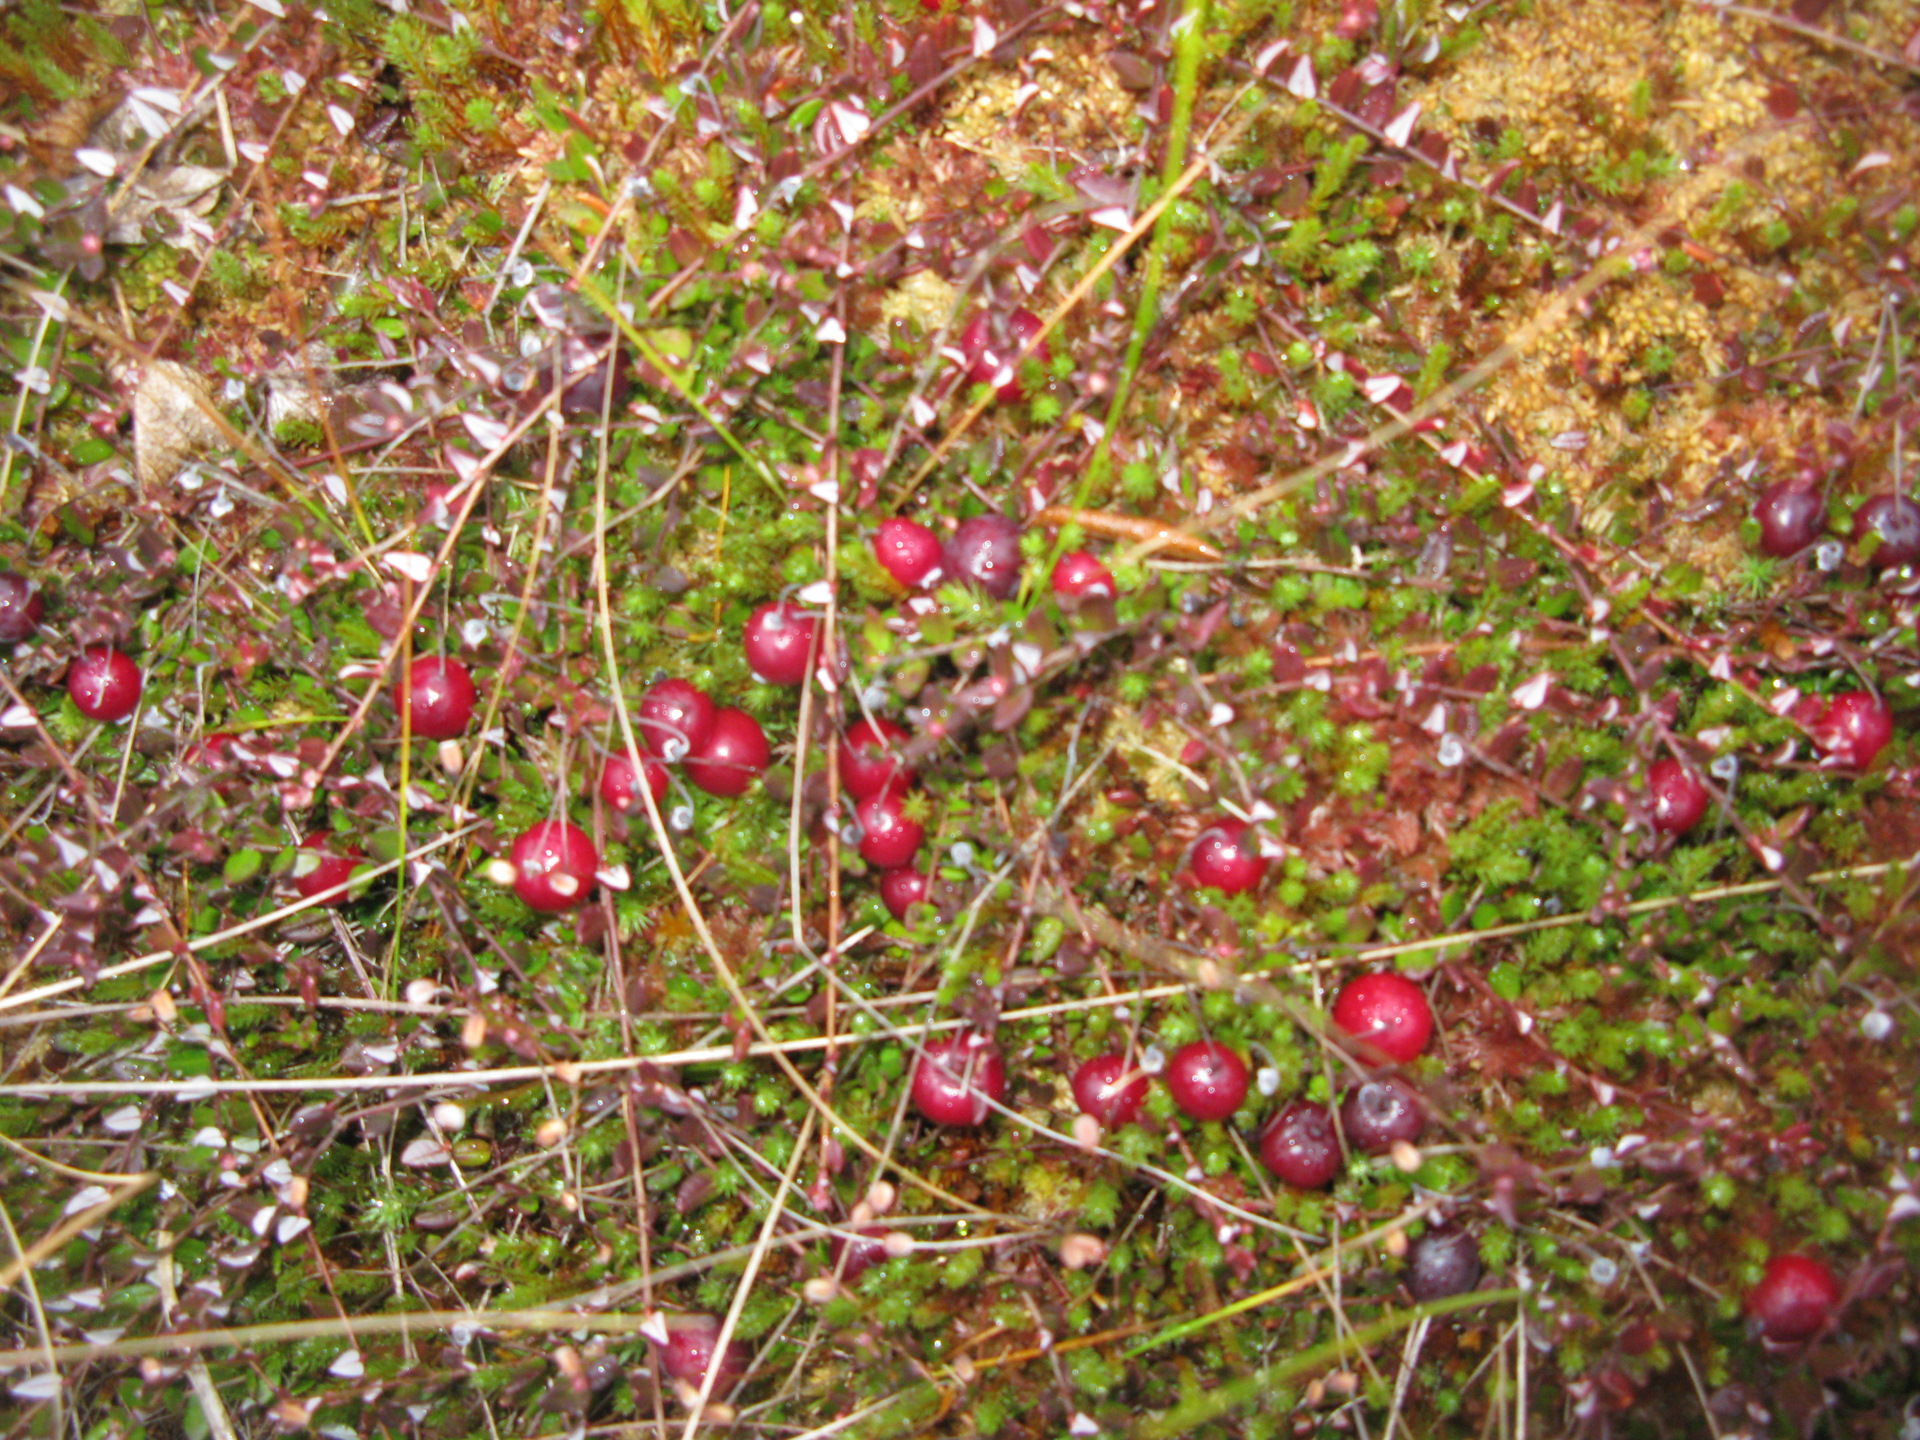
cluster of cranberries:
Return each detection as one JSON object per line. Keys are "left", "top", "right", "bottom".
{"left": 524, "top": 675, "right": 775, "bottom": 917}
{"left": 1754, "top": 479, "right": 1920, "bottom": 569}
{"left": 909, "top": 973, "right": 1437, "bottom": 1190}
{"left": 389, "top": 651, "right": 780, "bottom": 916}
{"left": 840, "top": 714, "right": 929, "bottom": 918}
{"left": 872, "top": 510, "right": 1115, "bottom": 610}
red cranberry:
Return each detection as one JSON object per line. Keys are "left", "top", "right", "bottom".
{"left": 1188, "top": 819, "right": 1268, "bottom": 895}
{"left": 1810, "top": 691, "right": 1894, "bottom": 768}
{"left": 911, "top": 1033, "right": 1006, "bottom": 1125}
{"left": 1406, "top": 1227, "right": 1482, "bottom": 1302}
{"left": 1746, "top": 1254, "right": 1840, "bottom": 1342}
{"left": 856, "top": 789, "right": 923, "bottom": 868}
{"left": 1332, "top": 972, "right": 1433, "bottom": 1064}
{"left": 637, "top": 678, "right": 716, "bottom": 762}
{"left": 1050, "top": 550, "right": 1115, "bottom": 601}
{"left": 1071, "top": 1052, "right": 1150, "bottom": 1127}
{"left": 1647, "top": 757, "right": 1710, "bottom": 835}
{"left": 1164, "top": 1040, "right": 1248, "bottom": 1122}
{"left": 943, "top": 515, "right": 1024, "bottom": 600}
{"left": 743, "top": 601, "right": 818, "bottom": 686}
{"left": 828, "top": 1226, "right": 893, "bottom": 1283}
{"left": 839, "top": 717, "right": 914, "bottom": 800}
{"left": 656, "top": 1315, "right": 748, "bottom": 1392}
{"left": 67, "top": 646, "right": 143, "bottom": 722}
{"left": 294, "top": 834, "right": 364, "bottom": 906}
{"left": 684, "top": 706, "right": 769, "bottom": 797}
{"left": 509, "top": 820, "right": 599, "bottom": 912}
{"left": 1855, "top": 492, "right": 1920, "bottom": 568}
{"left": 1754, "top": 481, "right": 1825, "bottom": 557}
{"left": 0, "top": 573, "right": 44, "bottom": 643}
{"left": 1339, "top": 1077, "right": 1426, "bottom": 1153}
{"left": 598, "top": 749, "right": 669, "bottom": 814}
{"left": 874, "top": 518, "right": 944, "bottom": 589}
{"left": 878, "top": 865, "right": 931, "bottom": 922}
{"left": 397, "top": 655, "right": 476, "bottom": 740}
{"left": 1259, "top": 1100, "right": 1343, "bottom": 1188}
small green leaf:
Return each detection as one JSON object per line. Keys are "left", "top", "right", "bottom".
{"left": 223, "top": 849, "right": 264, "bottom": 885}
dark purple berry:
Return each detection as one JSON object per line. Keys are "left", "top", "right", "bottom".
{"left": 1260, "top": 1100, "right": 1343, "bottom": 1188}
{"left": 1855, "top": 492, "right": 1920, "bottom": 569}
{"left": 943, "top": 515, "right": 1024, "bottom": 599}
{"left": 1754, "top": 481, "right": 1825, "bottom": 557}
{"left": 1406, "top": 1227, "right": 1482, "bottom": 1302}
{"left": 1339, "top": 1077, "right": 1426, "bottom": 1153}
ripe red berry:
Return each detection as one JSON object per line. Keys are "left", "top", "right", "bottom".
{"left": 656, "top": 1315, "right": 748, "bottom": 1392}
{"left": 878, "top": 865, "right": 931, "bottom": 922}
{"left": 743, "top": 601, "right": 818, "bottom": 686}
{"left": 1071, "top": 1052, "right": 1150, "bottom": 1127}
{"left": 839, "top": 717, "right": 914, "bottom": 801}
{"left": 1164, "top": 1040, "right": 1248, "bottom": 1122}
{"left": 911, "top": 1033, "right": 1006, "bottom": 1125}
{"left": 1332, "top": 972, "right": 1434, "bottom": 1064}
{"left": 684, "top": 706, "right": 770, "bottom": 797}
{"left": 294, "top": 833, "right": 364, "bottom": 906}
{"left": 1188, "top": 819, "right": 1268, "bottom": 895}
{"left": 1259, "top": 1100, "right": 1343, "bottom": 1188}
{"left": 1810, "top": 691, "right": 1894, "bottom": 769}
{"left": 873, "top": 518, "right": 944, "bottom": 589}
{"left": 67, "top": 646, "right": 142, "bottom": 722}
{"left": 598, "top": 749, "right": 669, "bottom": 814}
{"left": 1050, "top": 550, "right": 1114, "bottom": 601}
{"left": 0, "top": 572, "right": 44, "bottom": 644}
{"left": 943, "top": 515, "right": 1024, "bottom": 599}
{"left": 1746, "top": 1253, "right": 1841, "bottom": 1342}
{"left": 1754, "top": 481, "right": 1825, "bottom": 557}
{"left": 637, "top": 678, "right": 716, "bottom": 762}
{"left": 397, "top": 655, "right": 476, "bottom": 740}
{"left": 509, "top": 820, "right": 599, "bottom": 912}
{"left": 856, "top": 789, "right": 924, "bottom": 868}
{"left": 1854, "top": 492, "right": 1920, "bottom": 569}
{"left": 1647, "top": 757, "right": 1710, "bottom": 835}
{"left": 1339, "top": 1077, "right": 1426, "bottom": 1153}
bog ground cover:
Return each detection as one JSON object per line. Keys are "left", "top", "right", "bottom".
{"left": 1, "top": 0, "right": 1918, "bottom": 1435}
